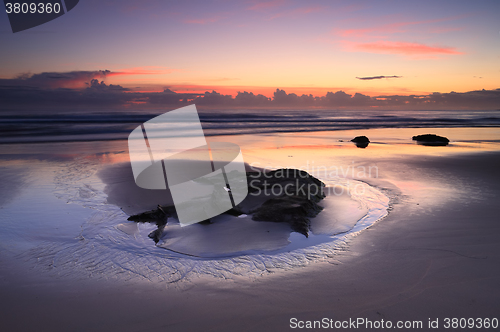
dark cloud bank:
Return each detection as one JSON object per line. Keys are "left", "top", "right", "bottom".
{"left": 0, "top": 71, "right": 499, "bottom": 112}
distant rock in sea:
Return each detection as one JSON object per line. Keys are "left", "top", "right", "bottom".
{"left": 412, "top": 134, "right": 449, "bottom": 146}
{"left": 351, "top": 136, "right": 370, "bottom": 148}
{"left": 127, "top": 169, "right": 326, "bottom": 240}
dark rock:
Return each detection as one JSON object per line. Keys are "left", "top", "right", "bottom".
{"left": 128, "top": 205, "right": 173, "bottom": 243}
{"left": 351, "top": 136, "right": 370, "bottom": 148}
{"left": 246, "top": 169, "right": 325, "bottom": 202}
{"left": 148, "top": 223, "right": 166, "bottom": 243}
{"left": 355, "top": 142, "right": 369, "bottom": 148}
{"left": 252, "top": 195, "right": 322, "bottom": 237}
{"left": 244, "top": 168, "right": 325, "bottom": 237}
{"left": 351, "top": 136, "right": 370, "bottom": 143}
{"left": 128, "top": 169, "right": 326, "bottom": 241}
{"left": 412, "top": 134, "right": 449, "bottom": 146}
{"left": 127, "top": 204, "right": 173, "bottom": 224}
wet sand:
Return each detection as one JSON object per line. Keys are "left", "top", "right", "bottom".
{"left": 0, "top": 129, "right": 499, "bottom": 331}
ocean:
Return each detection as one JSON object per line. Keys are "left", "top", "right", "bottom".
{"left": 1, "top": 109, "right": 499, "bottom": 143}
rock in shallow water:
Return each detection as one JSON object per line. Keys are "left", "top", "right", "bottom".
{"left": 127, "top": 169, "right": 326, "bottom": 241}
{"left": 244, "top": 168, "right": 325, "bottom": 237}
{"left": 351, "top": 136, "right": 370, "bottom": 143}
{"left": 351, "top": 136, "right": 370, "bottom": 148}
{"left": 127, "top": 205, "right": 173, "bottom": 243}
{"left": 412, "top": 134, "right": 449, "bottom": 146}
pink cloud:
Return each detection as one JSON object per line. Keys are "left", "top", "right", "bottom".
{"left": 343, "top": 40, "right": 463, "bottom": 56}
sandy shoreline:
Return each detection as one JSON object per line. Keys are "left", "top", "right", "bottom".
{"left": 0, "top": 129, "right": 499, "bottom": 331}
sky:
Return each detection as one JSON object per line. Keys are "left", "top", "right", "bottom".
{"left": 0, "top": 0, "right": 499, "bottom": 110}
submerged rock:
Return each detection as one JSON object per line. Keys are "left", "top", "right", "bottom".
{"left": 351, "top": 136, "right": 370, "bottom": 148}
{"left": 127, "top": 169, "right": 326, "bottom": 241}
{"left": 412, "top": 134, "right": 449, "bottom": 146}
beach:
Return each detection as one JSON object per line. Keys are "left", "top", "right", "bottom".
{"left": 0, "top": 126, "right": 499, "bottom": 331}
{"left": 2, "top": 0, "right": 500, "bottom": 329}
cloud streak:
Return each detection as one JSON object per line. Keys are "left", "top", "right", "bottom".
{"left": 344, "top": 40, "right": 462, "bottom": 56}
{"left": 333, "top": 15, "right": 465, "bottom": 58}
{"left": 356, "top": 75, "right": 402, "bottom": 80}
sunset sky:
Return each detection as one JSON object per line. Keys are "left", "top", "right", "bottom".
{"left": 0, "top": 0, "right": 499, "bottom": 105}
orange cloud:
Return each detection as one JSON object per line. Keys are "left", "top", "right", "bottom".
{"left": 342, "top": 40, "right": 463, "bottom": 56}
